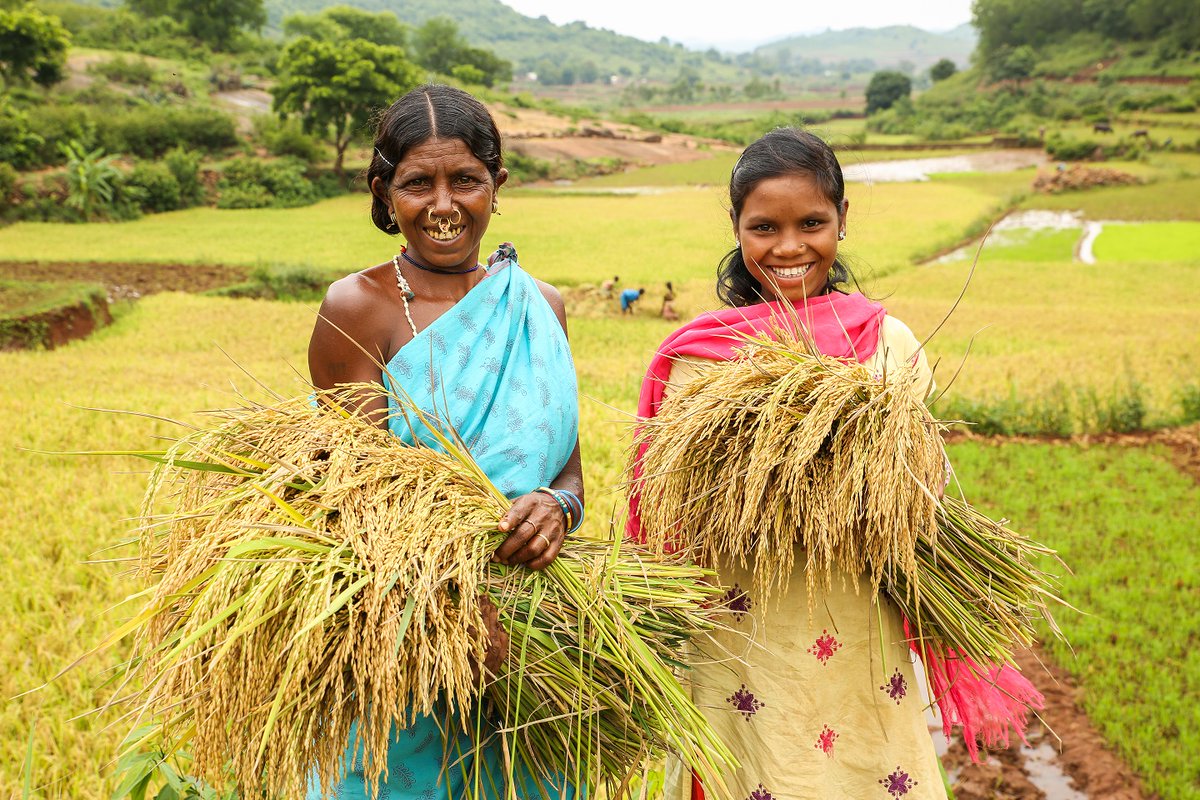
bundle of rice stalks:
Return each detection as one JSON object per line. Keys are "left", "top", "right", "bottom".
{"left": 95, "top": 386, "right": 736, "bottom": 799}
{"left": 629, "top": 328, "right": 1063, "bottom": 668}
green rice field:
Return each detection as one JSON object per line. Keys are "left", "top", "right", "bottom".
{"left": 3, "top": 149, "right": 1200, "bottom": 798}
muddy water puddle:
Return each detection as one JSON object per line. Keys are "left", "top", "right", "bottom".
{"left": 842, "top": 150, "right": 1047, "bottom": 183}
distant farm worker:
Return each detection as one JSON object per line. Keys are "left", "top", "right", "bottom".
{"left": 620, "top": 287, "right": 645, "bottom": 314}
{"left": 661, "top": 281, "right": 679, "bottom": 321}
{"left": 600, "top": 275, "right": 620, "bottom": 298}
{"left": 308, "top": 83, "right": 583, "bottom": 800}
{"left": 628, "top": 128, "right": 1039, "bottom": 799}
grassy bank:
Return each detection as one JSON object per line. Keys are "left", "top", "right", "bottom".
{"left": 947, "top": 440, "right": 1200, "bottom": 800}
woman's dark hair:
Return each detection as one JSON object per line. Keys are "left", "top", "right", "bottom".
{"left": 368, "top": 84, "right": 504, "bottom": 235}
{"left": 717, "top": 127, "right": 857, "bottom": 307}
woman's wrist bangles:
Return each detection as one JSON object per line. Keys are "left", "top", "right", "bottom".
{"left": 534, "top": 487, "right": 584, "bottom": 534}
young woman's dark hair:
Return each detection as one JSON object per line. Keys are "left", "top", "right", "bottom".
{"left": 368, "top": 84, "right": 504, "bottom": 235}
{"left": 717, "top": 127, "right": 857, "bottom": 307}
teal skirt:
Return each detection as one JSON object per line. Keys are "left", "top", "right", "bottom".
{"left": 305, "top": 709, "right": 577, "bottom": 800}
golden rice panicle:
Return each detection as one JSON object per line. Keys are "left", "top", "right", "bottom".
{"left": 629, "top": 326, "right": 947, "bottom": 599}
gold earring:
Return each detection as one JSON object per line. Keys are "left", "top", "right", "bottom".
{"left": 491, "top": 198, "right": 499, "bottom": 215}
{"left": 838, "top": 230, "right": 846, "bottom": 241}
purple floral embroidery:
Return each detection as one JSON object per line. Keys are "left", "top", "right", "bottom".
{"left": 747, "top": 785, "right": 775, "bottom": 800}
{"left": 726, "top": 684, "right": 765, "bottom": 720}
{"left": 879, "top": 767, "right": 918, "bottom": 797}
{"left": 880, "top": 667, "right": 908, "bottom": 704}
{"left": 814, "top": 724, "right": 838, "bottom": 756}
{"left": 722, "top": 583, "right": 752, "bottom": 622}
{"left": 807, "top": 629, "right": 841, "bottom": 664}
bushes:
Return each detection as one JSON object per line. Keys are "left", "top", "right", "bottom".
{"left": 126, "top": 163, "right": 181, "bottom": 213}
{"left": 22, "top": 104, "right": 94, "bottom": 166}
{"left": 0, "top": 162, "right": 16, "bottom": 213}
{"left": 0, "top": 102, "right": 44, "bottom": 169}
{"left": 1045, "top": 135, "right": 1102, "bottom": 161}
{"left": 209, "top": 262, "right": 332, "bottom": 301}
{"left": 935, "top": 376, "right": 1155, "bottom": 436}
{"left": 251, "top": 115, "right": 325, "bottom": 163}
{"left": 88, "top": 55, "right": 156, "bottom": 86}
{"left": 95, "top": 107, "right": 238, "bottom": 158}
{"left": 217, "top": 157, "right": 327, "bottom": 209}
{"left": 164, "top": 147, "right": 205, "bottom": 207}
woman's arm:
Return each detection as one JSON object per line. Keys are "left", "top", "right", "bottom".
{"left": 493, "top": 280, "right": 585, "bottom": 570}
{"left": 308, "top": 271, "right": 396, "bottom": 429}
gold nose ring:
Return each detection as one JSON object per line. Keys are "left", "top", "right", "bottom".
{"left": 427, "top": 207, "right": 463, "bottom": 234}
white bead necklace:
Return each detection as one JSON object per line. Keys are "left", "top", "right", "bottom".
{"left": 391, "top": 255, "right": 418, "bottom": 338}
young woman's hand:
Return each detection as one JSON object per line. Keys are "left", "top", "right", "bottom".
{"left": 493, "top": 491, "right": 567, "bottom": 570}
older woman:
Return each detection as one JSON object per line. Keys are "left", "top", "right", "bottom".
{"left": 307, "top": 84, "right": 583, "bottom": 799}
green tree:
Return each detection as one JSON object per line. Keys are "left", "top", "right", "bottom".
{"left": 929, "top": 58, "right": 957, "bottom": 82}
{"left": 990, "top": 44, "right": 1037, "bottom": 81}
{"left": 272, "top": 36, "right": 421, "bottom": 175}
{"left": 412, "top": 16, "right": 510, "bottom": 87}
{"left": 864, "top": 70, "right": 911, "bottom": 114}
{"left": 413, "top": 17, "right": 467, "bottom": 75}
{"left": 322, "top": 6, "right": 406, "bottom": 48}
{"left": 127, "top": 0, "right": 264, "bottom": 51}
{"left": 282, "top": 6, "right": 408, "bottom": 50}
{"left": 0, "top": 5, "right": 70, "bottom": 90}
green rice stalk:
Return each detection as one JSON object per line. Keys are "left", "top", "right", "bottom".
{"left": 92, "top": 386, "right": 737, "bottom": 800}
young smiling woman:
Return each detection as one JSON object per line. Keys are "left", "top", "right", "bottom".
{"left": 629, "top": 128, "right": 948, "bottom": 800}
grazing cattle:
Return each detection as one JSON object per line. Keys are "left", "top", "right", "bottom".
{"left": 1132, "top": 129, "right": 1149, "bottom": 138}
{"left": 1093, "top": 122, "right": 1114, "bottom": 134}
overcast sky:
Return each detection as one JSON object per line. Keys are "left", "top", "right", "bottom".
{"left": 501, "top": 0, "right": 975, "bottom": 51}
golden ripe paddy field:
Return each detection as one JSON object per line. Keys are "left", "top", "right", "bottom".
{"left": 2, "top": 152, "right": 1199, "bottom": 798}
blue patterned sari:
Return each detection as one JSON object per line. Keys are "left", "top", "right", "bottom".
{"left": 307, "top": 246, "right": 579, "bottom": 799}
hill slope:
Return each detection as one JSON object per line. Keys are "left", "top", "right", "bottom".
{"left": 753, "top": 24, "right": 977, "bottom": 72}
{"left": 264, "top": 0, "right": 742, "bottom": 81}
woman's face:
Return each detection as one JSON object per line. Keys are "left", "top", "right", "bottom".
{"left": 372, "top": 137, "right": 507, "bottom": 271}
{"left": 734, "top": 172, "right": 847, "bottom": 303}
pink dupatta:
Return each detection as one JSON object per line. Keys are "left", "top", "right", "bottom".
{"left": 626, "top": 292, "right": 1043, "bottom": 764}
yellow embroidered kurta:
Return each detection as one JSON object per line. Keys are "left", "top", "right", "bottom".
{"left": 664, "top": 316, "right": 948, "bottom": 800}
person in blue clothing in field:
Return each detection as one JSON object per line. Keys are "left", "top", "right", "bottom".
{"left": 620, "top": 286, "right": 645, "bottom": 313}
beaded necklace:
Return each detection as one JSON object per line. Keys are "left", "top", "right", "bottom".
{"left": 391, "top": 255, "right": 419, "bottom": 338}
{"left": 391, "top": 251, "right": 486, "bottom": 339}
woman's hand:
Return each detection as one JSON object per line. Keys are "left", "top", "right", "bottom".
{"left": 469, "top": 594, "right": 509, "bottom": 683}
{"left": 493, "top": 491, "right": 567, "bottom": 570}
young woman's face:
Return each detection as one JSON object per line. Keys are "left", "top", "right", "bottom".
{"left": 372, "top": 137, "right": 507, "bottom": 271}
{"left": 734, "top": 173, "right": 847, "bottom": 303}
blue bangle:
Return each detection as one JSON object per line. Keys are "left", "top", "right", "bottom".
{"left": 534, "top": 487, "right": 573, "bottom": 530}
{"left": 556, "top": 489, "right": 584, "bottom": 534}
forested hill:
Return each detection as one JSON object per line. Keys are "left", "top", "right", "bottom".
{"left": 752, "top": 24, "right": 976, "bottom": 73}
{"left": 263, "top": 0, "right": 741, "bottom": 82}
